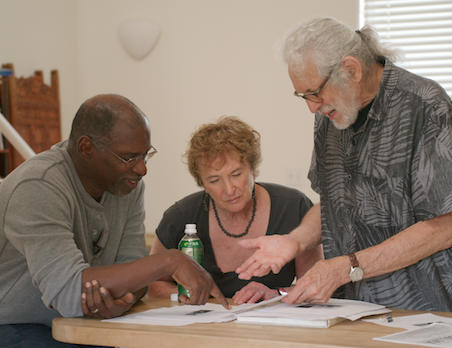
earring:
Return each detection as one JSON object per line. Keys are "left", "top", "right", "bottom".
{"left": 203, "top": 193, "right": 210, "bottom": 212}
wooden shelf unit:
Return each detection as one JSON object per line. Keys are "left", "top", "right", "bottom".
{"left": 0, "top": 63, "right": 61, "bottom": 178}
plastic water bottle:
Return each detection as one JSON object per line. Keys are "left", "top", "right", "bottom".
{"left": 178, "top": 223, "right": 204, "bottom": 297}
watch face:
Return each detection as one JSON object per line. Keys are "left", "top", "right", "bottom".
{"left": 350, "top": 266, "right": 364, "bottom": 282}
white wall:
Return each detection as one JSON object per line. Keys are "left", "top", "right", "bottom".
{"left": 0, "top": 0, "right": 359, "bottom": 235}
{"left": 0, "top": 0, "right": 79, "bottom": 134}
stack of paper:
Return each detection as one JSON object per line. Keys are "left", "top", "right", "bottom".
{"left": 103, "top": 302, "right": 236, "bottom": 326}
{"left": 236, "top": 298, "right": 390, "bottom": 328}
{"left": 103, "top": 296, "right": 390, "bottom": 328}
{"left": 375, "top": 323, "right": 452, "bottom": 347}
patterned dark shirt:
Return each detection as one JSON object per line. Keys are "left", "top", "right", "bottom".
{"left": 308, "top": 59, "right": 452, "bottom": 311}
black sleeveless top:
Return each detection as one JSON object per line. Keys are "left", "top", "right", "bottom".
{"left": 156, "top": 182, "right": 313, "bottom": 298}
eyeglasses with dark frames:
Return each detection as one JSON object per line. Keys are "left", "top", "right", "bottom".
{"left": 89, "top": 137, "right": 157, "bottom": 168}
{"left": 293, "top": 69, "right": 333, "bottom": 103}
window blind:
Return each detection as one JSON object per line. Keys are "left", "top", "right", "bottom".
{"left": 361, "top": 0, "right": 452, "bottom": 98}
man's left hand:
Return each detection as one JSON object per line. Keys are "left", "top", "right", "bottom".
{"left": 282, "top": 258, "right": 347, "bottom": 305}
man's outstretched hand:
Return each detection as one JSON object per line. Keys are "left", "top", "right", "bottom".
{"left": 235, "top": 235, "right": 299, "bottom": 280}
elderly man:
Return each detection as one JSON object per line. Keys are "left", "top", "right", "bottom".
{"left": 237, "top": 17, "right": 452, "bottom": 312}
{"left": 0, "top": 94, "right": 228, "bottom": 348}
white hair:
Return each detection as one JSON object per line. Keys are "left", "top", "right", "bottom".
{"left": 276, "top": 17, "right": 401, "bottom": 83}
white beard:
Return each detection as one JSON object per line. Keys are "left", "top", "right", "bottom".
{"left": 321, "top": 83, "right": 362, "bottom": 130}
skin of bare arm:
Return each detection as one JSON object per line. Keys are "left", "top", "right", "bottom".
{"left": 146, "top": 235, "right": 179, "bottom": 298}
{"left": 232, "top": 244, "right": 324, "bottom": 304}
{"left": 81, "top": 280, "right": 140, "bottom": 318}
{"left": 81, "top": 248, "right": 230, "bottom": 318}
{"left": 283, "top": 211, "right": 452, "bottom": 304}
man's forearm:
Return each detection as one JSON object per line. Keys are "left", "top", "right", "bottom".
{"left": 355, "top": 211, "right": 452, "bottom": 280}
{"left": 289, "top": 203, "right": 322, "bottom": 255}
{"left": 82, "top": 249, "right": 182, "bottom": 299}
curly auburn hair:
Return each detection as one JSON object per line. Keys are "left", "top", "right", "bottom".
{"left": 184, "top": 116, "right": 262, "bottom": 187}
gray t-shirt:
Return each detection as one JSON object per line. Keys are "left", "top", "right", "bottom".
{"left": 309, "top": 59, "right": 452, "bottom": 311}
{"left": 0, "top": 141, "right": 148, "bottom": 326}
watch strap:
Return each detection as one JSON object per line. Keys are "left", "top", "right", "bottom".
{"left": 349, "top": 253, "right": 359, "bottom": 268}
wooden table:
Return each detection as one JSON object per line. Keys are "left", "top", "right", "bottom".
{"left": 52, "top": 298, "right": 452, "bottom": 348}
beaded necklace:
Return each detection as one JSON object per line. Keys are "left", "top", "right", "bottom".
{"left": 211, "top": 187, "right": 256, "bottom": 238}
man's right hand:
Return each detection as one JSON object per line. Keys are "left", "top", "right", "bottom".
{"left": 80, "top": 248, "right": 231, "bottom": 316}
{"left": 170, "top": 250, "right": 230, "bottom": 309}
{"left": 81, "top": 280, "right": 136, "bottom": 318}
{"left": 235, "top": 234, "right": 299, "bottom": 280}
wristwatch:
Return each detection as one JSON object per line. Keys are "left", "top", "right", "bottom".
{"left": 348, "top": 253, "right": 364, "bottom": 282}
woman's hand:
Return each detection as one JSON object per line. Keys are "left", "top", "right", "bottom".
{"left": 232, "top": 281, "right": 279, "bottom": 304}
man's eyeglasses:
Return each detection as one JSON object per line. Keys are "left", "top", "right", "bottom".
{"left": 293, "top": 70, "right": 333, "bottom": 103}
{"left": 90, "top": 137, "right": 157, "bottom": 168}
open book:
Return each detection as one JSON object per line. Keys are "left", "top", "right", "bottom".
{"left": 236, "top": 313, "right": 345, "bottom": 328}
{"left": 103, "top": 296, "right": 390, "bottom": 328}
{"left": 235, "top": 298, "right": 390, "bottom": 328}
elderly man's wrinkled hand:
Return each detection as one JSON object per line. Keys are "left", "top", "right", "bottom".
{"left": 235, "top": 235, "right": 299, "bottom": 280}
{"left": 282, "top": 258, "right": 346, "bottom": 305}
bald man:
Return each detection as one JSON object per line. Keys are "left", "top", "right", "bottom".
{"left": 0, "top": 94, "right": 228, "bottom": 348}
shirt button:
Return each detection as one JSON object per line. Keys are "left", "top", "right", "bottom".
{"left": 96, "top": 215, "right": 102, "bottom": 221}
{"left": 347, "top": 174, "right": 352, "bottom": 180}
{"left": 93, "top": 229, "right": 99, "bottom": 236}
{"left": 345, "top": 209, "right": 351, "bottom": 214}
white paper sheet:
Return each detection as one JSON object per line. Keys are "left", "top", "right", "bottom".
{"left": 363, "top": 313, "right": 452, "bottom": 330}
{"left": 374, "top": 323, "right": 452, "bottom": 347}
{"left": 103, "top": 296, "right": 286, "bottom": 326}
{"left": 105, "top": 316, "right": 191, "bottom": 326}
{"left": 239, "top": 298, "right": 389, "bottom": 321}
{"left": 103, "top": 302, "right": 236, "bottom": 326}
{"left": 230, "top": 294, "right": 286, "bottom": 314}
{"left": 103, "top": 297, "right": 389, "bottom": 327}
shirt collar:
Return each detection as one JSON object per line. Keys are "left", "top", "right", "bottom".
{"left": 367, "top": 58, "right": 399, "bottom": 123}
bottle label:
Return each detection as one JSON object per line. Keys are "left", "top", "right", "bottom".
{"left": 178, "top": 238, "right": 204, "bottom": 298}
{"left": 179, "top": 240, "right": 203, "bottom": 265}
